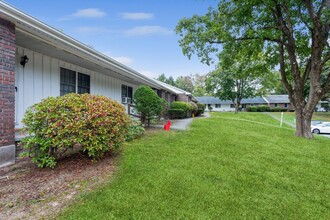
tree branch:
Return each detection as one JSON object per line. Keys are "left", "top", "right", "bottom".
{"left": 317, "top": 0, "right": 327, "bottom": 18}
{"left": 206, "top": 36, "right": 284, "bottom": 45}
{"left": 279, "top": 44, "right": 294, "bottom": 96}
{"left": 298, "top": 3, "right": 312, "bottom": 31}
{"left": 303, "top": 58, "right": 312, "bottom": 83}
{"left": 303, "top": 0, "right": 322, "bottom": 29}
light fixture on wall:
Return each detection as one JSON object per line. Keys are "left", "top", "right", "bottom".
{"left": 20, "top": 55, "right": 29, "bottom": 68}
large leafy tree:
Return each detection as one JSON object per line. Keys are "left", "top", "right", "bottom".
{"left": 206, "top": 68, "right": 259, "bottom": 113}
{"left": 176, "top": 0, "right": 330, "bottom": 138}
{"left": 206, "top": 41, "right": 269, "bottom": 113}
{"left": 175, "top": 75, "right": 194, "bottom": 93}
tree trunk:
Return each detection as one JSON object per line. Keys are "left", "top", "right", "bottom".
{"left": 235, "top": 101, "right": 240, "bottom": 114}
{"left": 294, "top": 107, "right": 313, "bottom": 139}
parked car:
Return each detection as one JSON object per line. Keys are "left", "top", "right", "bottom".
{"left": 311, "top": 120, "right": 324, "bottom": 126}
{"left": 311, "top": 122, "right": 330, "bottom": 134}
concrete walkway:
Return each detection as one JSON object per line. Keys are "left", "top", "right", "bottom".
{"left": 153, "top": 112, "right": 210, "bottom": 131}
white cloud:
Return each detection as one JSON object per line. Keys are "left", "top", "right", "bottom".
{"left": 73, "top": 8, "right": 106, "bottom": 18}
{"left": 112, "top": 56, "right": 134, "bottom": 65}
{"left": 102, "top": 52, "right": 133, "bottom": 66}
{"left": 139, "top": 70, "right": 158, "bottom": 79}
{"left": 120, "top": 12, "right": 154, "bottom": 20}
{"left": 124, "top": 26, "right": 172, "bottom": 36}
{"left": 59, "top": 8, "right": 106, "bottom": 21}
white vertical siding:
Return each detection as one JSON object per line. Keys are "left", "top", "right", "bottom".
{"left": 15, "top": 46, "right": 139, "bottom": 128}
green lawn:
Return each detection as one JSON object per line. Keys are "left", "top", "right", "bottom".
{"left": 268, "top": 112, "right": 330, "bottom": 127}
{"left": 59, "top": 112, "right": 330, "bottom": 219}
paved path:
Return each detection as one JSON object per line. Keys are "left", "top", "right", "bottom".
{"left": 153, "top": 112, "right": 210, "bottom": 131}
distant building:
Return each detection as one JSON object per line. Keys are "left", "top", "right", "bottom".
{"left": 196, "top": 95, "right": 293, "bottom": 112}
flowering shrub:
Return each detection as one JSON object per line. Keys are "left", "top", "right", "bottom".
{"left": 20, "top": 93, "right": 130, "bottom": 168}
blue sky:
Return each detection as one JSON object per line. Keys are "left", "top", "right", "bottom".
{"left": 6, "top": 0, "right": 218, "bottom": 79}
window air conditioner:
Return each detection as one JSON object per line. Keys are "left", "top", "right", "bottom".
{"left": 122, "top": 97, "right": 131, "bottom": 104}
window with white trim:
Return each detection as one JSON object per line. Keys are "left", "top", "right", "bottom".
{"left": 60, "top": 67, "right": 90, "bottom": 96}
{"left": 215, "top": 104, "right": 221, "bottom": 108}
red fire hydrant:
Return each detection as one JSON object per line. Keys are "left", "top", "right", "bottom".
{"left": 164, "top": 120, "right": 171, "bottom": 130}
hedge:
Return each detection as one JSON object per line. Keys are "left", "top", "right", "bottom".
{"left": 168, "top": 109, "right": 185, "bottom": 119}
{"left": 257, "top": 105, "right": 270, "bottom": 112}
{"left": 170, "top": 101, "right": 193, "bottom": 118}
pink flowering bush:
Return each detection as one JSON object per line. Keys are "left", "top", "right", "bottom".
{"left": 20, "top": 93, "right": 130, "bottom": 168}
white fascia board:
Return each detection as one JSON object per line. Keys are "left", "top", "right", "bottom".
{"left": 262, "top": 96, "right": 270, "bottom": 104}
{"left": 0, "top": 1, "right": 168, "bottom": 90}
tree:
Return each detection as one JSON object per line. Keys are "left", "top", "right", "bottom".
{"left": 157, "top": 73, "right": 167, "bottom": 83}
{"left": 133, "top": 86, "right": 162, "bottom": 127}
{"left": 156, "top": 74, "right": 176, "bottom": 86}
{"left": 192, "top": 73, "right": 209, "bottom": 96}
{"left": 206, "top": 41, "right": 267, "bottom": 113}
{"left": 175, "top": 75, "right": 194, "bottom": 93}
{"left": 176, "top": 0, "right": 330, "bottom": 138}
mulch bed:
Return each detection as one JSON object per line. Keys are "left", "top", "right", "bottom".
{"left": 0, "top": 151, "right": 119, "bottom": 220}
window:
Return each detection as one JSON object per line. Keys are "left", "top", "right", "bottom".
{"left": 60, "top": 68, "right": 76, "bottom": 96}
{"left": 230, "top": 104, "right": 235, "bottom": 108}
{"left": 215, "top": 104, "right": 221, "bottom": 108}
{"left": 274, "top": 103, "right": 278, "bottom": 107}
{"left": 122, "top": 85, "right": 133, "bottom": 104}
{"left": 284, "top": 103, "right": 288, "bottom": 108}
{"left": 60, "top": 68, "right": 90, "bottom": 96}
{"left": 157, "top": 90, "right": 163, "bottom": 98}
{"left": 78, "top": 73, "right": 90, "bottom": 94}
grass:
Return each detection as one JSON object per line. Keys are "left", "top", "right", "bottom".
{"left": 268, "top": 112, "right": 330, "bottom": 127}
{"left": 59, "top": 112, "right": 330, "bottom": 219}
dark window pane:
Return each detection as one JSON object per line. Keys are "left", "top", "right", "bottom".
{"left": 122, "top": 85, "right": 128, "bottom": 97}
{"left": 78, "top": 73, "right": 90, "bottom": 94}
{"left": 128, "top": 86, "right": 133, "bottom": 99}
{"left": 60, "top": 68, "right": 76, "bottom": 95}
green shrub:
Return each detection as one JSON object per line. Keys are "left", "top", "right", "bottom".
{"left": 208, "top": 105, "right": 213, "bottom": 112}
{"left": 247, "top": 106, "right": 257, "bottom": 112}
{"left": 170, "top": 101, "right": 192, "bottom": 118}
{"left": 257, "top": 105, "right": 270, "bottom": 112}
{"left": 272, "top": 107, "right": 287, "bottom": 112}
{"left": 189, "top": 101, "right": 198, "bottom": 116}
{"left": 160, "top": 98, "right": 170, "bottom": 119}
{"left": 125, "top": 119, "right": 145, "bottom": 142}
{"left": 20, "top": 93, "right": 130, "bottom": 168}
{"left": 168, "top": 109, "right": 185, "bottom": 119}
{"left": 196, "top": 103, "right": 206, "bottom": 116}
{"left": 133, "top": 86, "right": 162, "bottom": 126}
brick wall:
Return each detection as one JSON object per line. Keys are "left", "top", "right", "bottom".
{"left": 176, "top": 93, "right": 189, "bottom": 102}
{"left": 0, "top": 17, "right": 16, "bottom": 147}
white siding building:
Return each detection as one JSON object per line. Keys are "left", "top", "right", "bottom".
{"left": 0, "top": 1, "right": 188, "bottom": 167}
